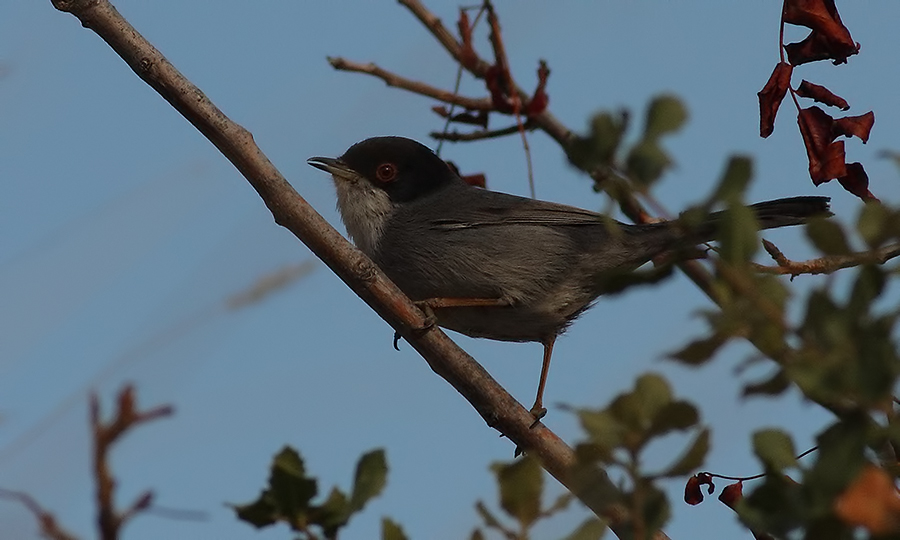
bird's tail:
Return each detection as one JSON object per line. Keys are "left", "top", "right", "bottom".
{"left": 698, "top": 196, "right": 831, "bottom": 238}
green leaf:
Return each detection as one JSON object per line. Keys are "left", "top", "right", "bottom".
{"left": 350, "top": 449, "right": 388, "bottom": 512}
{"left": 561, "top": 517, "right": 607, "bottom": 540}
{"left": 626, "top": 139, "right": 671, "bottom": 188}
{"left": 752, "top": 429, "right": 797, "bottom": 471}
{"left": 644, "top": 94, "right": 688, "bottom": 139}
{"left": 578, "top": 410, "right": 623, "bottom": 458}
{"left": 659, "top": 428, "right": 710, "bottom": 477}
{"left": 742, "top": 369, "right": 790, "bottom": 397}
{"left": 712, "top": 156, "right": 753, "bottom": 204}
{"left": 668, "top": 333, "right": 728, "bottom": 365}
{"left": 382, "top": 517, "right": 409, "bottom": 540}
{"left": 648, "top": 401, "right": 700, "bottom": 439}
{"left": 310, "top": 487, "right": 351, "bottom": 536}
{"left": 269, "top": 446, "right": 317, "bottom": 526}
{"left": 717, "top": 203, "right": 760, "bottom": 264}
{"left": 232, "top": 493, "right": 277, "bottom": 529}
{"left": 492, "top": 456, "right": 543, "bottom": 527}
{"left": 847, "top": 264, "right": 885, "bottom": 317}
{"left": 806, "top": 218, "right": 851, "bottom": 255}
{"left": 633, "top": 373, "right": 673, "bottom": 420}
{"left": 567, "top": 110, "right": 628, "bottom": 172}
{"left": 857, "top": 201, "right": 889, "bottom": 248}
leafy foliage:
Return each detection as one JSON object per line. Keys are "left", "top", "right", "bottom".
{"left": 233, "top": 446, "right": 391, "bottom": 539}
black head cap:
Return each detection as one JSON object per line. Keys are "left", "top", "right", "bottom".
{"left": 340, "top": 137, "right": 460, "bottom": 203}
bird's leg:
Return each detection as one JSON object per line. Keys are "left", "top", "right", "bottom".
{"left": 417, "top": 297, "right": 511, "bottom": 309}
{"left": 414, "top": 296, "right": 510, "bottom": 329}
{"left": 529, "top": 336, "right": 556, "bottom": 428}
{"left": 393, "top": 297, "right": 510, "bottom": 349}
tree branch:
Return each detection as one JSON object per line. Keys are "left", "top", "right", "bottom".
{"left": 754, "top": 239, "right": 900, "bottom": 276}
{"left": 327, "top": 57, "right": 494, "bottom": 111}
{"left": 92, "top": 386, "right": 172, "bottom": 540}
{"left": 0, "top": 488, "right": 79, "bottom": 540}
{"left": 430, "top": 122, "right": 536, "bottom": 142}
{"left": 49, "top": 0, "right": 643, "bottom": 535}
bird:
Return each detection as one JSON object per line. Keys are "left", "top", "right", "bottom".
{"left": 308, "top": 136, "right": 830, "bottom": 422}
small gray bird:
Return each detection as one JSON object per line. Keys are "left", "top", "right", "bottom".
{"left": 309, "top": 136, "right": 830, "bottom": 421}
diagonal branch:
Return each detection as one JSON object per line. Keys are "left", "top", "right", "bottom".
{"left": 49, "top": 0, "right": 645, "bottom": 535}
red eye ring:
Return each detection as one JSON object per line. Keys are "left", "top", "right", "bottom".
{"left": 375, "top": 163, "right": 397, "bottom": 183}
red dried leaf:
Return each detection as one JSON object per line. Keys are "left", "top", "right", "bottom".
{"left": 797, "top": 106, "right": 847, "bottom": 183}
{"left": 782, "top": 0, "right": 859, "bottom": 65}
{"left": 685, "top": 473, "right": 716, "bottom": 505}
{"left": 485, "top": 64, "right": 514, "bottom": 113}
{"left": 432, "top": 105, "right": 451, "bottom": 118}
{"left": 758, "top": 62, "right": 793, "bottom": 138}
{"left": 684, "top": 476, "right": 704, "bottom": 505}
{"left": 525, "top": 60, "right": 550, "bottom": 116}
{"left": 461, "top": 173, "right": 487, "bottom": 188}
{"left": 718, "top": 481, "right": 743, "bottom": 509}
{"left": 796, "top": 80, "right": 849, "bottom": 110}
{"left": 457, "top": 9, "right": 479, "bottom": 71}
{"left": 834, "top": 111, "right": 875, "bottom": 143}
{"left": 838, "top": 162, "right": 877, "bottom": 201}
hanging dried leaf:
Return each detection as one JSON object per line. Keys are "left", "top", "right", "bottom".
{"left": 758, "top": 62, "right": 793, "bottom": 138}
{"left": 797, "top": 106, "right": 847, "bottom": 183}
{"left": 782, "top": 0, "right": 859, "bottom": 65}
{"left": 837, "top": 162, "right": 877, "bottom": 201}
{"left": 795, "top": 80, "right": 849, "bottom": 110}
{"left": 833, "top": 111, "right": 875, "bottom": 143}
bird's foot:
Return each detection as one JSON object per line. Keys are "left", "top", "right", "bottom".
{"left": 529, "top": 405, "right": 547, "bottom": 429}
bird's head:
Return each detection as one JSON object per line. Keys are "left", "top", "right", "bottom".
{"left": 308, "top": 136, "right": 459, "bottom": 253}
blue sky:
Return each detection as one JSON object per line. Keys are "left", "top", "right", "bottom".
{"left": 2, "top": 2, "right": 899, "bottom": 539}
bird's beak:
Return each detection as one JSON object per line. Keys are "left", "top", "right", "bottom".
{"left": 307, "top": 156, "right": 358, "bottom": 182}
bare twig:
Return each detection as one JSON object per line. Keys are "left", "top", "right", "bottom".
{"left": 49, "top": 0, "right": 636, "bottom": 533}
{"left": 327, "top": 57, "right": 493, "bottom": 111}
{"left": 92, "top": 386, "right": 173, "bottom": 540}
{"left": 755, "top": 239, "right": 900, "bottom": 277}
{"left": 0, "top": 488, "right": 79, "bottom": 540}
{"left": 430, "top": 122, "right": 536, "bottom": 142}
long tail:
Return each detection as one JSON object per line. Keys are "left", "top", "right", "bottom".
{"left": 699, "top": 196, "right": 831, "bottom": 238}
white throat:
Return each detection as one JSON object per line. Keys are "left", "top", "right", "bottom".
{"left": 332, "top": 176, "right": 395, "bottom": 255}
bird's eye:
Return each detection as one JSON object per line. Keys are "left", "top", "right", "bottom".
{"left": 375, "top": 163, "right": 397, "bottom": 183}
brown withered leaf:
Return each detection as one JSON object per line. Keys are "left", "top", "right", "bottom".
{"left": 796, "top": 80, "right": 849, "bottom": 110}
{"left": 758, "top": 62, "right": 793, "bottom": 138}
{"left": 838, "top": 162, "right": 877, "bottom": 201}
{"left": 782, "top": 0, "right": 859, "bottom": 65}
{"left": 834, "top": 111, "right": 875, "bottom": 143}
{"left": 524, "top": 60, "right": 550, "bottom": 117}
{"left": 718, "top": 481, "right": 743, "bottom": 509}
{"left": 797, "top": 106, "right": 847, "bottom": 183}
{"left": 834, "top": 465, "right": 900, "bottom": 535}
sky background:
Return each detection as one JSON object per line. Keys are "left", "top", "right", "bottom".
{"left": 2, "top": 2, "right": 900, "bottom": 539}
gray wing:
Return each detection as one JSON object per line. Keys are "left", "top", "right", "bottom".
{"left": 427, "top": 188, "right": 612, "bottom": 230}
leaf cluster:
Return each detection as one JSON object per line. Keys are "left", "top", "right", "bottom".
{"left": 233, "top": 446, "right": 404, "bottom": 540}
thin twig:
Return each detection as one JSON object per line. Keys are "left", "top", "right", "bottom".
{"left": 430, "top": 122, "right": 535, "bottom": 142}
{"left": 0, "top": 488, "right": 80, "bottom": 540}
{"left": 49, "top": 0, "right": 634, "bottom": 534}
{"left": 754, "top": 239, "right": 900, "bottom": 277}
{"left": 327, "top": 57, "right": 493, "bottom": 111}
{"left": 92, "top": 386, "right": 173, "bottom": 540}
